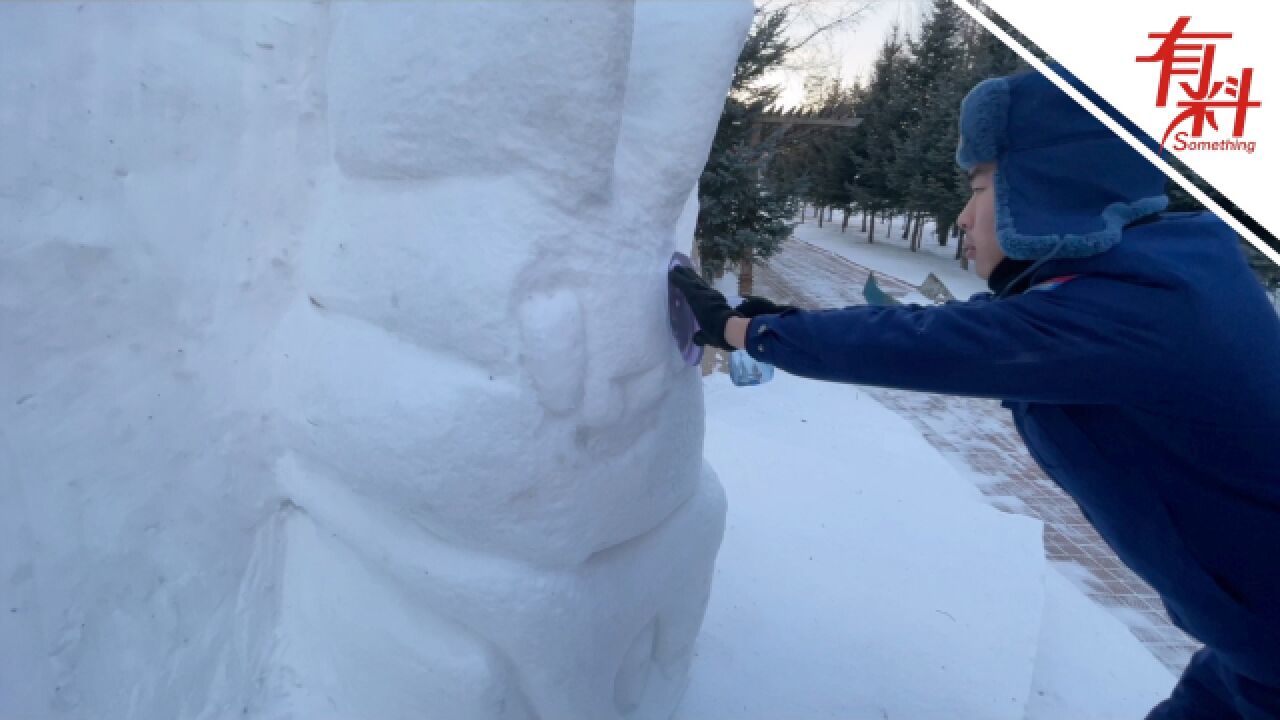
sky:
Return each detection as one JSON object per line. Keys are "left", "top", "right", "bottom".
{"left": 762, "top": 0, "right": 930, "bottom": 107}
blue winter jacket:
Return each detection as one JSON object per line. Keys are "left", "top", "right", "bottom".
{"left": 745, "top": 214, "right": 1280, "bottom": 683}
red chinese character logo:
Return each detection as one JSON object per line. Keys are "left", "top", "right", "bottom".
{"left": 1137, "top": 17, "right": 1260, "bottom": 148}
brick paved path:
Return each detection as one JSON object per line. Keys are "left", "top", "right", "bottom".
{"left": 716, "top": 238, "right": 1198, "bottom": 673}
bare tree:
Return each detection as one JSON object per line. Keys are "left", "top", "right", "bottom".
{"left": 754, "top": 0, "right": 881, "bottom": 108}
{"left": 756, "top": 0, "right": 879, "bottom": 50}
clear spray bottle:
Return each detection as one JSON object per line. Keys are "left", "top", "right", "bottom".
{"left": 728, "top": 348, "right": 774, "bottom": 387}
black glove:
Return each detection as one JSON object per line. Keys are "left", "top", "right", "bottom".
{"left": 734, "top": 295, "right": 797, "bottom": 317}
{"left": 668, "top": 266, "right": 740, "bottom": 353}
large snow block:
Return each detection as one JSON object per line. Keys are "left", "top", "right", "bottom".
{"left": 0, "top": 1, "right": 754, "bottom": 718}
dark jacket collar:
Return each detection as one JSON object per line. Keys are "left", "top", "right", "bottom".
{"left": 987, "top": 258, "right": 1036, "bottom": 296}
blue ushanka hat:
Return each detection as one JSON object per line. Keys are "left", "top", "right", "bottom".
{"left": 955, "top": 64, "right": 1169, "bottom": 260}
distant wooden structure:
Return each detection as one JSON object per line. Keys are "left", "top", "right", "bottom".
{"left": 737, "top": 108, "right": 862, "bottom": 295}
{"left": 746, "top": 106, "right": 862, "bottom": 149}
{"left": 759, "top": 105, "right": 864, "bottom": 130}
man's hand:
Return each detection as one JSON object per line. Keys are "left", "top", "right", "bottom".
{"left": 668, "top": 266, "right": 741, "bottom": 353}
{"left": 735, "top": 295, "right": 797, "bottom": 318}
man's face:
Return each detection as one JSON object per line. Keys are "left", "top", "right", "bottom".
{"left": 957, "top": 163, "right": 1004, "bottom": 279}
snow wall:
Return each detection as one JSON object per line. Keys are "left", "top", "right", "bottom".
{"left": 0, "top": 2, "right": 753, "bottom": 718}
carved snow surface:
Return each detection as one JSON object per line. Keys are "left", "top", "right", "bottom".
{"left": 0, "top": 1, "right": 752, "bottom": 718}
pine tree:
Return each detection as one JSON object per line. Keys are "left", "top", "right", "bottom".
{"left": 811, "top": 85, "right": 862, "bottom": 218}
{"left": 893, "top": 1, "right": 968, "bottom": 250}
{"left": 695, "top": 9, "right": 800, "bottom": 288}
{"left": 845, "top": 29, "right": 909, "bottom": 243}
{"left": 878, "top": 11, "right": 968, "bottom": 248}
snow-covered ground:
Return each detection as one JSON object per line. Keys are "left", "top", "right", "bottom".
{"left": 678, "top": 372, "right": 1174, "bottom": 719}
{"left": 794, "top": 210, "right": 990, "bottom": 299}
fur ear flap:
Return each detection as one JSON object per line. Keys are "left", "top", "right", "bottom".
{"left": 995, "top": 156, "right": 1169, "bottom": 260}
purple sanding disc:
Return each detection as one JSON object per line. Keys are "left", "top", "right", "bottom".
{"left": 668, "top": 252, "right": 703, "bottom": 366}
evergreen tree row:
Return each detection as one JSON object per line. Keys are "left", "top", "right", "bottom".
{"left": 766, "top": 0, "right": 1033, "bottom": 264}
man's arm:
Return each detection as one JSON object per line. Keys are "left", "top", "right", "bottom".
{"left": 739, "top": 281, "right": 1176, "bottom": 404}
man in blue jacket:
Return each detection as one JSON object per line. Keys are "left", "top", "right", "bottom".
{"left": 671, "top": 67, "right": 1280, "bottom": 718}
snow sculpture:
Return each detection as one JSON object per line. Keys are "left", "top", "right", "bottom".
{"left": 0, "top": 2, "right": 751, "bottom": 718}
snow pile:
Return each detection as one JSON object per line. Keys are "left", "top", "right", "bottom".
{"left": 677, "top": 373, "right": 1173, "bottom": 719}
{"left": 0, "top": 2, "right": 752, "bottom": 718}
